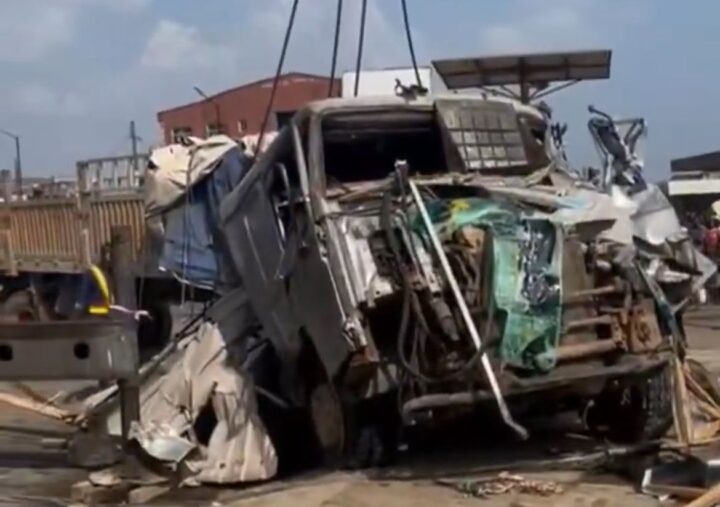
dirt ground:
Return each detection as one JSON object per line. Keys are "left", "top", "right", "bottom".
{"left": 0, "top": 305, "right": 718, "bottom": 506}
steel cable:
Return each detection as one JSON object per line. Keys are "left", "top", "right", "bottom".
{"left": 353, "top": 0, "right": 368, "bottom": 97}
{"left": 400, "top": 0, "right": 423, "bottom": 88}
{"left": 328, "top": 0, "right": 343, "bottom": 97}
{"left": 257, "top": 0, "right": 300, "bottom": 155}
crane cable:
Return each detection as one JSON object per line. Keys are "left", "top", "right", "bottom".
{"left": 328, "top": 0, "right": 343, "bottom": 97}
{"left": 353, "top": 0, "right": 368, "bottom": 97}
{"left": 400, "top": 0, "right": 423, "bottom": 88}
{"left": 256, "top": 0, "right": 300, "bottom": 156}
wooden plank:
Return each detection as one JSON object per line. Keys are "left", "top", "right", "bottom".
{"left": 128, "top": 484, "right": 172, "bottom": 504}
{"left": 71, "top": 479, "right": 131, "bottom": 505}
{"left": 0, "top": 391, "right": 75, "bottom": 423}
{"left": 684, "top": 482, "right": 720, "bottom": 507}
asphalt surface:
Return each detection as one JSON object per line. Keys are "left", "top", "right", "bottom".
{"left": 1, "top": 305, "right": 719, "bottom": 506}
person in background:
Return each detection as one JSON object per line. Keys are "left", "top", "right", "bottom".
{"left": 687, "top": 212, "right": 704, "bottom": 248}
{"left": 704, "top": 217, "right": 720, "bottom": 259}
{"left": 701, "top": 216, "right": 720, "bottom": 304}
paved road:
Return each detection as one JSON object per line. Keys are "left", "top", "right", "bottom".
{"left": 2, "top": 306, "right": 720, "bottom": 506}
{"left": 0, "top": 383, "right": 85, "bottom": 506}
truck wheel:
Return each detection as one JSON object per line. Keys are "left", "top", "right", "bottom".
{"left": 0, "top": 291, "right": 39, "bottom": 323}
{"left": 586, "top": 365, "right": 673, "bottom": 442}
{"left": 309, "top": 383, "right": 396, "bottom": 470}
{"left": 309, "top": 383, "right": 346, "bottom": 466}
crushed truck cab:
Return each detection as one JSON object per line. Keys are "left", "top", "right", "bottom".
{"left": 220, "top": 93, "right": 707, "bottom": 466}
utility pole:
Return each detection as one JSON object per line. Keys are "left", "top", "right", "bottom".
{"left": 129, "top": 121, "right": 139, "bottom": 177}
{"left": 0, "top": 128, "right": 22, "bottom": 198}
{"left": 193, "top": 86, "right": 221, "bottom": 130}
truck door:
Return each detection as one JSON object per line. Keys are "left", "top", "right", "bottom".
{"left": 219, "top": 133, "right": 301, "bottom": 397}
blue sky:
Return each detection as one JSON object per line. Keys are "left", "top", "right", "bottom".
{"left": 0, "top": 0, "right": 717, "bottom": 180}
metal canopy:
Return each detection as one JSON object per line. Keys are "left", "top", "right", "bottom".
{"left": 671, "top": 151, "right": 720, "bottom": 174}
{"left": 432, "top": 50, "right": 612, "bottom": 102}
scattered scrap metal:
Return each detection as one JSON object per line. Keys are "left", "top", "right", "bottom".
{"left": 439, "top": 472, "right": 563, "bottom": 499}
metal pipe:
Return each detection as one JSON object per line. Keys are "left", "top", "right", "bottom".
{"left": 409, "top": 180, "right": 528, "bottom": 439}
{"left": 0, "top": 128, "right": 22, "bottom": 198}
{"left": 563, "top": 314, "right": 613, "bottom": 333}
{"left": 553, "top": 339, "right": 620, "bottom": 362}
{"left": 563, "top": 284, "right": 622, "bottom": 304}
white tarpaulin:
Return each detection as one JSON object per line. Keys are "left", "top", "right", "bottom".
{"left": 240, "top": 131, "right": 278, "bottom": 155}
{"left": 145, "top": 135, "right": 237, "bottom": 216}
{"left": 104, "top": 321, "right": 278, "bottom": 484}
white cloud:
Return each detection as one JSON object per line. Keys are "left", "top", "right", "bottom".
{"left": 13, "top": 84, "right": 87, "bottom": 116}
{"left": 0, "top": 0, "right": 150, "bottom": 63}
{"left": 0, "top": 4, "right": 75, "bottom": 62}
{"left": 2, "top": 0, "right": 421, "bottom": 173}
{"left": 75, "top": 0, "right": 150, "bottom": 11}
{"left": 273, "top": 0, "right": 412, "bottom": 71}
{"left": 139, "top": 20, "right": 234, "bottom": 71}
{"left": 138, "top": 0, "right": 412, "bottom": 76}
{"left": 480, "top": 0, "right": 645, "bottom": 53}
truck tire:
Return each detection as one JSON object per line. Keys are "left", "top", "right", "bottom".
{"left": 0, "top": 291, "right": 39, "bottom": 323}
{"left": 587, "top": 365, "right": 673, "bottom": 442}
{"left": 309, "top": 383, "right": 396, "bottom": 470}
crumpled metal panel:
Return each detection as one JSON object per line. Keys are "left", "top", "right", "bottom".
{"left": 104, "top": 322, "right": 278, "bottom": 483}
{"left": 627, "top": 184, "right": 685, "bottom": 246}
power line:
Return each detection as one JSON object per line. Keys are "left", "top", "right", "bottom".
{"left": 257, "top": 0, "right": 300, "bottom": 155}
{"left": 400, "top": 0, "right": 422, "bottom": 88}
{"left": 328, "top": 0, "right": 343, "bottom": 97}
{"left": 353, "top": 0, "right": 368, "bottom": 97}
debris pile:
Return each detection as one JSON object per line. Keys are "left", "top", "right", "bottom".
{"left": 92, "top": 299, "right": 278, "bottom": 485}
{"left": 444, "top": 472, "right": 564, "bottom": 499}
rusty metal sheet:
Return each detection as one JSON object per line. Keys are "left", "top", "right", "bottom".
{"left": 89, "top": 196, "right": 145, "bottom": 265}
{"left": 0, "top": 153, "right": 146, "bottom": 275}
{"left": 7, "top": 199, "right": 81, "bottom": 271}
{"left": 0, "top": 194, "right": 144, "bottom": 274}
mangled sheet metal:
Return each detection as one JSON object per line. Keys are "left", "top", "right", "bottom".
{"left": 102, "top": 319, "right": 277, "bottom": 484}
{"left": 417, "top": 197, "right": 563, "bottom": 372}
{"left": 486, "top": 178, "right": 714, "bottom": 308}
{"left": 214, "top": 93, "right": 711, "bottom": 463}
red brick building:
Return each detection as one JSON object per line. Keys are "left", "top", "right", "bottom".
{"left": 157, "top": 72, "right": 339, "bottom": 144}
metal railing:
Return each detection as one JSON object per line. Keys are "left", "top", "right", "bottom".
{"left": 77, "top": 154, "right": 148, "bottom": 194}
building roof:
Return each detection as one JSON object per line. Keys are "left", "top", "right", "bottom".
{"left": 671, "top": 150, "right": 720, "bottom": 174}
{"left": 157, "top": 72, "right": 336, "bottom": 117}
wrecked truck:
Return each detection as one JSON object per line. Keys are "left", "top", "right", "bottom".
{"left": 219, "top": 94, "right": 701, "bottom": 466}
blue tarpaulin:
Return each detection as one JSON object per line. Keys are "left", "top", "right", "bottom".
{"left": 159, "top": 146, "right": 251, "bottom": 291}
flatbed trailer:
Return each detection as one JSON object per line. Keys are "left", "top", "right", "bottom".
{"left": 0, "top": 155, "right": 146, "bottom": 276}
{"left": 0, "top": 155, "right": 175, "bottom": 349}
